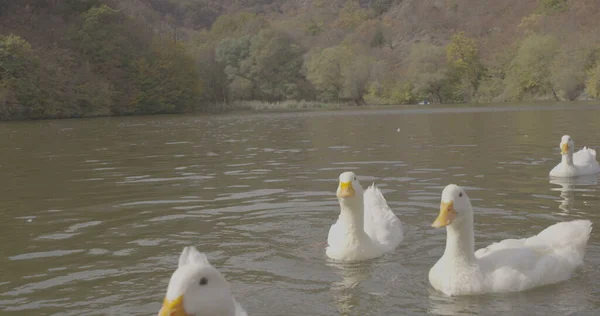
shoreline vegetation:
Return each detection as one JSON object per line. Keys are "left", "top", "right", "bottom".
{"left": 1, "top": 1, "right": 600, "bottom": 121}
{"left": 197, "top": 99, "right": 600, "bottom": 114}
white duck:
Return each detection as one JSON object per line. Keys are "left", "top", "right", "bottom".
{"left": 429, "top": 184, "right": 592, "bottom": 296}
{"left": 158, "top": 246, "right": 247, "bottom": 316}
{"left": 549, "top": 135, "right": 600, "bottom": 177}
{"left": 326, "top": 171, "right": 404, "bottom": 261}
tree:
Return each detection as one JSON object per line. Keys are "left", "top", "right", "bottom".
{"left": 210, "top": 12, "right": 267, "bottom": 41}
{"left": 370, "top": 26, "right": 386, "bottom": 48}
{"left": 240, "top": 28, "right": 306, "bottom": 101}
{"left": 342, "top": 54, "right": 373, "bottom": 105}
{"left": 335, "top": 0, "right": 371, "bottom": 30}
{"left": 538, "top": 0, "right": 568, "bottom": 13}
{"left": 585, "top": 63, "right": 600, "bottom": 99}
{"left": 446, "top": 32, "right": 484, "bottom": 98}
{"left": 195, "top": 45, "right": 229, "bottom": 103}
{"left": 306, "top": 45, "right": 373, "bottom": 104}
{"left": 215, "top": 36, "right": 253, "bottom": 100}
{"left": 371, "top": 0, "right": 395, "bottom": 16}
{"left": 551, "top": 42, "right": 599, "bottom": 100}
{"left": 504, "top": 34, "right": 559, "bottom": 100}
{"left": 215, "top": 36, "right": 251, "bottom": 75}
{"left": 407, "top": 43, "right": 450, "bottom": 103}
{"left": 0, "top": 34, "right": 36, "bottom": 119}
{"left": 131, "top": 40, "right": 201, "bottom": 114}
{"left": 72, "top": 5, "right": 135, "bottom": 74}
{"left": 307, "top": 46, "right": 352, "bottom": 101}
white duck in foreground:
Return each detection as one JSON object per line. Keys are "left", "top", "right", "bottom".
{"left": 549, "top": 135, "right": 600, "bottom": 177}
{"left": 429, "top": 184, "right": 592, "bottom": 296}
{"left": 158, "top": 246, "right": 247, "bottom": 316}
{"left": 326, "top": 171, "right": 404, "bottom": 261}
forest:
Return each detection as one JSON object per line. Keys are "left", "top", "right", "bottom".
{"left": 0, "top": 0, "right": 599, "bottom": 120}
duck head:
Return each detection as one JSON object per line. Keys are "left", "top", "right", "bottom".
{"left": 158, "top": 247, "right": 236, "bottom": 316}
{"left": 560, "top": 135, "right": 574, "bottom": 155}
{"left": 432, "top": 184, "right": 472, "bottom": 228}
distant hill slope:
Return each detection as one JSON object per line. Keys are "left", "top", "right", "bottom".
{"left": 1, "top": 0, "right": 599, "bottom": 120}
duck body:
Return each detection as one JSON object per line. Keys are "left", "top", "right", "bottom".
{"left": 549, "top": 135, "right": 600, "bottom": 177}
{"left": 326, "top": 172, "right": 404, "bottom": 262}
{"left": 429, "top": 185, "right": 592, "bottom": 296}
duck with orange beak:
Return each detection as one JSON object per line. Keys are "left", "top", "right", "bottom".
{"left": 429, "top": 184, "right": 592, "bottom": 296}
{"left": 326, "top": 171, "right": 404, "bottom": 261}
{"left": 549, "top": 135, "right": 600, "bottom": 177}
{"left": 158, "top": 246, "right": 247, "bottom": 316}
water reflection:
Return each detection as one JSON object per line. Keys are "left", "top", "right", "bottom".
{"left": 1, "top": 106, "right": 600, "bottom": 315}
{"left": 427, "top": 290, "right": 481, "bottom": 316}
{"left": 328, "top": 261, "right": 373, "bottom": 316}
{"left": 549, "top": 175, "right": 598, "bottom": 214}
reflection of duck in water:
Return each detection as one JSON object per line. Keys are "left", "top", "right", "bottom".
{"left": 427, "top": 289, "right": 481, "bottom": 316}
{"left": 549, "top": 175, "right": 598, "bottom": 214}
{"left": 328, "top": 261, "right": 373, "bottom": 316}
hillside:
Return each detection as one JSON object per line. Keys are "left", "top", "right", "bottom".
{"left": 1, "top": 0, "right": 599, "bottom": 120}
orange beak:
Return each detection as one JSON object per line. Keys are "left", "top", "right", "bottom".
{"left": 432, "top": 201, "right": 457, "bottom": 228}
{"left": 561, "top": 143, "right": 569, "bottom": 155}
{"left": 337, "top": 181, "right": 355, "bottom": 198}
{"left": 158, "top": 296, "right": 188, "bottom": 316}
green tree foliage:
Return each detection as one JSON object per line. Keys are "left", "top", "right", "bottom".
{"left": 0, "top": 34, "right": 97, "bottom": 119}
{"left": 335, "top": 0, "right": 371, "bottom": 30}
{"left": 551, "top": 42, "right": 599, "bottom": 100}
{"left": 239, "top": 28, "right": 306, "bottom": 101}
{"left": 0, "top": 34, "right": 37, "bottom": 119}
{"left": 407, "top": 43, "right": 450, "bottom": 103}
{"left": 504, "top": 34, "right": 559, "bottom": 100}
{"left": 585, "top": 63, "right": 600, "bottom": 99}
{"left": 215, "top": 36, "right": 253, "bottom": 100}
{"left": 342, "top": 54, "right": 374, "bottom": 105}
{"left": 446, "top": 32, "right": 484, "bottom": 97}
{"left": 307, "top": 46, "right": 352, "bottom": 100}
{"left": 215, "top": 36, "right": 252, "bottom": 78}
{"left": 1, "top": 2, "right": 202, "bottom": 120}
{"left": 370, "top": 26, "right": 386, "bottom": 48}
{"left": 538, "top": 0, "right": 568, "bottom": 13}
{"left": 305, "top": 19, "right": 324, "bottom": 36}
{"left": 307, "top": 45, "right": 372, "bottom": 104}
{"left": 131, "top": 40, "right": 201, "bottom": 114}
{"left": 371, "top": 0, "right": 396, "bottom": 16}
{"left": 3, "top": 0, "right": 600, "bottom": 121}
{"left": 195, "top": 45, "right": 228, "bottom": 103}
{"left": 210, "top": 12, "right": 267, "bottom": 41}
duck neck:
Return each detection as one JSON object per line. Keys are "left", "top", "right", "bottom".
{"left": 562, "top": 152, "right": 574, "bottom": 166}
{"left": 443, "top": 214, "right": 476, "bottom": 265}
{"left": 338, "top": 197, "right": 369, "bottom": 243}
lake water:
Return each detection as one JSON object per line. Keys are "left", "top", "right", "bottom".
{"left": 1, "top": 104, "right": 599, "bottom": 316}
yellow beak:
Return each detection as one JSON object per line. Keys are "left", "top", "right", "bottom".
{"left": 432, "top": 201, "right": 457, "bottom": 228}
{"left": 158, "top": 295, "right": 188, "bottom": 316}
{"left": 561, "top": 143, "right": 569, "bottom": 155}
{"left": 337, "top": 181, "right": 355, "bottom": 198}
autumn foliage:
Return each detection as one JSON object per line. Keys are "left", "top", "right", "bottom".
{"left": 1, "top": 0, "right": 600, "bottom": 120}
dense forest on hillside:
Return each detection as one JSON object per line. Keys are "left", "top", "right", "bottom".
{"left": 1, "top": 0, "right": 599, "bottom": 120}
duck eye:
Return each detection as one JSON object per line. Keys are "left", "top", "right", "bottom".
{"left": 199, "top": 277, "right": 208, "bottom": 286}
{"left": 459, "top": 192, "right": 463, "bottom": 197}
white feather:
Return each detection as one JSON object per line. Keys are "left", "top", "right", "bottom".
{"left": 550, "top": 135, "right": 600, "bottom": 177}
{"left": 326, "top": 172, "right": 404, "bottom": 261}
{"left": 429, "top": 184, "right": 592, "bottom": 296}
{"left": 160, "top": 247, "right": 248, "bottom": 316}
{"left": 363, "top": 184, "right": 405, "bottom": 252}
